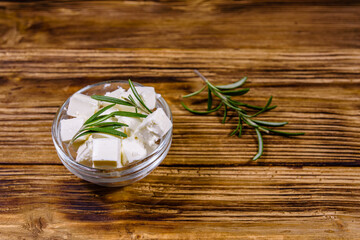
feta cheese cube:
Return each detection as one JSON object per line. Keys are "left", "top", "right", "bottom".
{"left": 76, "top": 137, "right": 93, "bottom": 167}
{"left": 135, "top": 108, "right": 172, "bottom": 148}
{"left": 104, "top": 87, "right": 126, "bottom": 99}
{"left": 127, "top": 86, "right": 156, "bottom": 110}
{"left": 92, "top": 138, "right": 122, "bottom": 169}
{"left": 122, "top": 137, "right": 147, "bottom": 165}
{"left": 60, "top": 117, "right": 85, "bottom": 142}
{"left": 116, "top": 116, "right": 142, "bottom": 136}
{"left": 67, "top": 93, "right": 99, "bottom": 119}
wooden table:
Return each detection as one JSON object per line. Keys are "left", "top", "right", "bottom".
{"left": 1, "top": 1, "right": 359, "bottom": 239}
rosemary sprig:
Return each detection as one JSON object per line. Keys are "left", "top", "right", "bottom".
{"left": 181, "top": 70, "right": 305, "bottom": 161}
{"left": 92, "top": 79, "right": 153, "bottom": 114}
{"left": 70, "top": 79, "right": 152, "bottom": 144}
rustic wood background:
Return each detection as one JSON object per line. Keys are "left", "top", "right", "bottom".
{"left": 0, "top": 0, "right": 360, "bottom": 239}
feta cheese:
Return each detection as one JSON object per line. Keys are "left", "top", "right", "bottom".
{"left": 76, "top": 137, "right": 93, "bottom": 167}
{"left": 127, "top": 86, "right": 156, "bottom": 110}
{"left": 116, "top": 116, "right": 142, "bottom": 135}
{"left": 92, "top": 138, "right": 122, "bottom": 169}
{"left": 104, "top": 87, "right": 126, "bottom": 99}
{"left": 122, "top": 137, "right": 147, "bottom": 165}
{"left": 67, "top": 93, "right": 99, "bottom": 119}
{"left": 135, "top": 108, "right": 172, "bottom": 148}
{"left": 60, "top": 118, "right": 85, "bottom": 142}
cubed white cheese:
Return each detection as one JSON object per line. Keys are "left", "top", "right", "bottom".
{"left": 60, "top": 118, "right": 85, "bottom": 142}
{"left": 135, "top": 108, "right": 172, "bottom": 148}
{"left": 76, "top": 137, "right": 93, "bottom": 167}
{"left": 67, "top": 93, "right": 99, "bottom": 119}
{"left": 122, "top": 137, "right": 147, "bottom": 165}
{"left": 127, "top": 86, "right": 156, "bottom": 110}
{"left": 92, "top": 138, "right": 122, "bottom": 169}
{"left": 104, "top": 87, "right": 126, "bottom": 99}
{"left": 116, "top": 116, "right": 142, "bottom": 136}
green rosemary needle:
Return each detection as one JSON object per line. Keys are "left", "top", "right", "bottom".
{"left": 181, "top": 70, "right": 305, "bottom": 161}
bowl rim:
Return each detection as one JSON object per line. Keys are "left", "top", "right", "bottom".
{"left": 51, "top": 80, "right": 173, "bottom": 174}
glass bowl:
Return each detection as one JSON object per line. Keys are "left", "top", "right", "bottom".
{"left": 52, "top": 80, "right": 173, "bottom": 187}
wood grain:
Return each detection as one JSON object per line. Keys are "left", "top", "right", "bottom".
{"left": 0, "top": 1, "right": 360, "bottom": 50}
{"left": 0, "top": 48, "right": 359, "bottom": 239}
{"left": 0, "top": 49, "right": 359, "bottom": 167}
{"left": 2, "top": 165, "right": 360, "bottom": 239}
{"left": 0, "top": 0, "right": 360, "bottom": 239}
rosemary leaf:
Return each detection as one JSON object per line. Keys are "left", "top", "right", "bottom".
{"left": 238, "top": 118, "right": 243, "bottom": 137}
{"left": 229, "top": 99, "right": 277, "bottom": 111}
{"left": 263, "top": 127, "right": 305, "bottom": 136}
{"left": 128, "top": 79, "right": 152, "bottom": 114}
{"left": 222, "top": 105, "right": 227, "bottom": 124}
{"left": 111, "top": 111, "right": 147, "bottom": 118}
{"left": 252, "top": 119, "right": 288, "bottom": 127}
{"left": 85, "top": 125, "right": 124, "bottom": 130}
{"left": 84, "top": 103, "right": 116, "bottom": 125}
{"left": 219, "top": 88, "right": 250, "bottom": 96}
{"left": 91, "top": 95, "right": 133, "bottom": 107}
{"left": 252, "top": 128, "right": 263, "bottom": 161}
{"left": 216, "top": 76, "right": 247, "bottom": 90}
{"left": 72, "top": 130, "right": 96, "bottom": 142}
{"left": 85, "top": 114, "right": 113, "bottom": 126}
{"left": 207, "top": 88, "right": 213, "bottom": 111}
{"left": 84, "top": 127, "right": 127, "bottom": 138}
{"left": 181, "top": 102, "right": 223, "bottom": 115}
{"left": 250, "top": 96, "right": 273, "bottom": 117}
{"left": 85, "top": 122, "right": 129, "bottom": 128}
{"left": 230, "top": 115, "right": 241, "bottom": 136}
{"left": 183, "top": 85, "right": 206, "bottom": 98}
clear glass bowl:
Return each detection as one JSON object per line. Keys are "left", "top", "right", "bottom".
{"left": 52, "top": 80, "right": 173, "bottom": 187}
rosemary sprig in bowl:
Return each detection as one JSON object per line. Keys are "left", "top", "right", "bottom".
{"left": 181, "top": 70, "right": 305, "bottom": 161}
{"left": 70, "top": 79, "right": 151, "bottom": 144}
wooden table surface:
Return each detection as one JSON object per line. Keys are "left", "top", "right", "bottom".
{"left": 1, "top": 1, "right": 360, "bottom": 239}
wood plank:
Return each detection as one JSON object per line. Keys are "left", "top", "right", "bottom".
{"left": 0, "top": 49, "right": 359, "bottom": 166}
{"left": 0, "top": 1, "right": 359, "bottom": 50}
{"left": 1, "top": 165, "right": 360, "bottom": 239}
{"left": 1, "top": 1, "right": 359, "bottom": 239}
